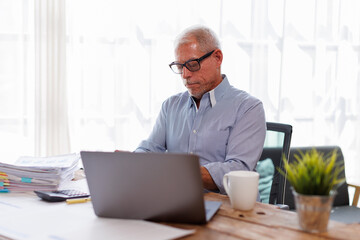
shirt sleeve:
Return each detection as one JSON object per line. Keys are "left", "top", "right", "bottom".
{"left": 135, "top": 101, "right": 167, "bottom": 153}
{"left": 203, "top": 101, "right": 266, "bottom": 194}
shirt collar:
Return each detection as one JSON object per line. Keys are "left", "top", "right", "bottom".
{"left": 209, "top": 74, "right": 230, "bottom": 107}
{"left": 187, "top": 74, "right": 230, "bottom": 108}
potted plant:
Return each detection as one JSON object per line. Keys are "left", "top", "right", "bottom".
{"left": 279, "top": 148, "right": 345, "bottom": 233}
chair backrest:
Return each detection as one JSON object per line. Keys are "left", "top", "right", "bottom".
{"left": 284, "top": 146, "right": 349, "bottom": 210}
{"left": 257, "top": 122, "right": 293, "bottom": 205}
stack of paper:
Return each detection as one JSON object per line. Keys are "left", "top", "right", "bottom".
{"left": 0, "top": 153, "right": 80, "bottom": 192}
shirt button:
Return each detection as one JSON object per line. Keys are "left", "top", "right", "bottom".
{"left": 193, "top": 130, "right": 197, "bottom": 134}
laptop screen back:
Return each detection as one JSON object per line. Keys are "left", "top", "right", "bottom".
{"left": 81, "top": 151, "right": 208, "bottom": 224}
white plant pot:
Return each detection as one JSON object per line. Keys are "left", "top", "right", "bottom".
{"left": 293, "top": 190, "right": 336, "bottom": 233}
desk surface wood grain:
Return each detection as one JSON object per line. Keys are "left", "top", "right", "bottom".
{"left": 167, "top": 192, "right": 360, "bottom": 240}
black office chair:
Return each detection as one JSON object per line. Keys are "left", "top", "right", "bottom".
{"left": 284, "top": 146, "right": 351, "bottom": 209}
{"left": 257, "top": 122, "right": 293, "bottom": 205}
{"left": 282, "top": 146, "right": 360, "bottom": 223}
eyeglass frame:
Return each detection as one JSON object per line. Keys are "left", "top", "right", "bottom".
{"left": 168, "top": 50, "right": 215, "bottom": 74}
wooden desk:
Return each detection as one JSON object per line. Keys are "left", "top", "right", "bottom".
{"left": 169, "top": 192, "right": 360, "bottom": 240}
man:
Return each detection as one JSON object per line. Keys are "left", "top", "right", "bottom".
{"left": 135, "top": 25, "right": 266, "bottom": 194}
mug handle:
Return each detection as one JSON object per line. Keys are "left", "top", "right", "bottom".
{"left": 223, "top": 173, "right": 230, "bottom": 195}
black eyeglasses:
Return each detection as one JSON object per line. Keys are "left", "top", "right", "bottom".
{"left": 169, "top": 50, "right": 215, "bottom": 74}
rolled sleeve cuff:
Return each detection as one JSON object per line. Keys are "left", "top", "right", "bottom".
{"left": 203, "top": 163, "right": 229, "bottom": 194}
{"left": 135, "top": 140, "right": 166, "bottom": 153}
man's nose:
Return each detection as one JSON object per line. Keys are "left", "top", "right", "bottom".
{"left": 182, "top": 66, "right": 192, "bottom": 79}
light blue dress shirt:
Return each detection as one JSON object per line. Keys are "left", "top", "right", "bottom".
{"left": 136, "top": 75, "right": 266, "bottom": 194}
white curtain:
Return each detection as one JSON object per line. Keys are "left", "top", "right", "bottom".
{"left": 0, "top": 0, "right": 359, "bottom": 182}
{"left": 0, "top": 0, "right": 36, "bottom": 162}
{"left": 34, "top": 0, "right": 70, "bottom": 156}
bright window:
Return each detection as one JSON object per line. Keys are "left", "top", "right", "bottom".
{"left": 1, "top": 0, "right": 359, "bottom": 183}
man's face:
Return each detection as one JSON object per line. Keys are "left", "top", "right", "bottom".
{"left": 175, "top": 40, "right": 222, "bottom": 100}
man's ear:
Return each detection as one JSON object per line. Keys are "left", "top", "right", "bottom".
{"left": 213, "top": 49, "right": 223, "bottom": 67}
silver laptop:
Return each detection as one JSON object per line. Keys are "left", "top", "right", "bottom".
{"left": 80, "top": 151, "right": 221, "bottom": 224}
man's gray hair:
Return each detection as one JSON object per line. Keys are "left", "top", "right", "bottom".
{"left": 174, "top": 25, "right": 221, "bottom": 53}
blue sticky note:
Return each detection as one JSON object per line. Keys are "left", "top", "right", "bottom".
{"left": 0, "top": 189, "right": 10, "bottom": 193}
{"left": 21, "top": 177, "right": 32, "bottom": 183}
{"left": 0, "top": 182, "right": 3, "bottom": 186}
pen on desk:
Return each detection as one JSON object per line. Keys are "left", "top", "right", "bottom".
{"left": 66, "top": 197, "right": 91, "bottom": 204}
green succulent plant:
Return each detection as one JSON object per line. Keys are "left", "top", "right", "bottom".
{"left": 279, "top": 148, "right": 345, "bottom": 196}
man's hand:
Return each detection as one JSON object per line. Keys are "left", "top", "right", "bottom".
{"left": 114, "top": 150, "right": 129, "bottom": 152}
{"left": 201, "top": 166, "right": 218, "bottom": 191}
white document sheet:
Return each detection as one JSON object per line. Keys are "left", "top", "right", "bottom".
{"left": 0, "top": 180, "right": 195, "bottom": 240}
{"left": 15, "top": 153, "right": 80, "bottom": 169}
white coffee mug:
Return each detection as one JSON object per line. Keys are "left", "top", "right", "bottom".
{"left": 223, "top": 171, "right": 259, "bottom": 211}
